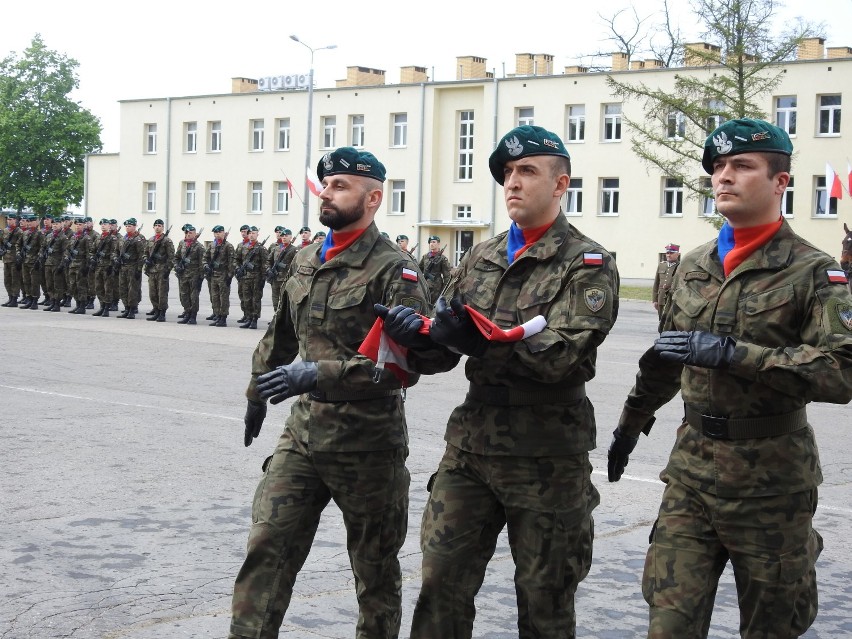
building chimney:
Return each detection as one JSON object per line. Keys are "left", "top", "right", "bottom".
{"left": 797, "top": 37, "right": 825, "bottom": 60}
{"left": 456, "top": 56, "right": 489, "bottom": 80}
{"left": 684, "top": 42, "right": 722, "bottom": 66}
{"left": 611, "top": 52, "right": 629, "bottom": 71}
{"left": 231, "top": 77, "right": 259, "bottom": 93}
{"left": 563, "top": 65, "right": 589, "bottom": 74}
{"left": 336, "top": 66, "right": 386, "bottom": 88}
{"left": 827, "top": 46, "right": 852, "bottom": 59}
{"left": 400, "top": 66, "right": 429, "bottom": 83}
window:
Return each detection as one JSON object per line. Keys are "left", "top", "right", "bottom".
{"left": 564, "top": 178, "right": 583, "bottom": 215}
{"left": 276, "top": 118, "right": 290, "bottom": 151}
{"left": 663, "top": 178, "right": 683, "bottom": 215}
{"left": 184, "top": 181, "right": 197, "bottom": 213}
{"left": 666, "top": 112, "right": 686, "bottom": 139}
{"left": 456, "top": 205, "right": 472, "bottom": 219}
{"left": 603, "top": 104, "right": 621, "bottom": 141}
{"left": 351, "top": 115, "right": 365, "bottom": 147}
{"left": 700, "top": 177, "right": 716, "bottom": 217}
{"left": 209, "top": 121, "right": 222, "bottom": 152}
{"left": 706, "top": 100, "right": 726, "bottom": 133}
{"left": 600, "top": 178, "right": 619, "bottom": 214}
{"left": 250, "top": 181, "right": 263, "bottom": 213}
{"left": 392, "top": 113, "right": 408, "bottom": 147}
{"left": 567, "top": 105, "right": 585, "bottom": 142}
{"left": 818, "top": 95, "right": 841, "bottom": 135}
{"left": 775, "top": 96, "right": 797, "bottom": 135}
{"left": 455, "top": 230, "right": 474, "bottom": 265}
{"left": 145, "top": 182, "right": 157, "bottom": 212}
{"left": 815, "top": 176, "right": 838, "bottom": 216}
{"left": 207, "top": 181, "right": 220, "bottom": 213}
{"left": 390, "top": 180, "right": 406, "bottom": 214}
{"left": 517, "top": 107, "right": 534, "bottom": 127}
{"left": 458, "top": 110, "right": 474, "bottom": 181}
{"left": 322, "top": 116, "right": 337, "bottom": 149}
{"left": 185, "top": 122, "right": 197, "bottom": 153}
{"left": 782, "top": 176, "right": 794, "bottom": 217}
{"left": 145, "top": 124, "right": 157, "bottom": 154}
{"left": 275, "top": 181, "right": 290, "bottom": 214}
{"left": 251, "top": 119, "right": 264, "bottom": 151}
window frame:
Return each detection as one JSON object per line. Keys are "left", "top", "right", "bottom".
{"left": 145, "top": 182, "right": 157, "bottom": 212}
{"left": 458, "top": 110, "right": 474, "bottom": 181}
{"left": 390, "top": 179, "right": 406, "bottom": 215}
{"left": 209, "top": 121, "right": 222, "bottom": 152}
{"left": 775, "top": 96, "right": 797, "bottom": 136}
{"left": 275, "top": 181, "right": 290, "bottom": 214}
{"left": 322, "top": 115, "right": 337, "bottom": 149}
{"left": 566, "top": 105, "right": 585, "bottom": 142}
{"left": 185, "top": 122, "right": 197, "bottom": 153}
{"left": 350, "top": 114, "right": 365, "bottom": 148}
{"left": 145, "top": 123, "right": 157, "bottom": 154}
{"left": 276, "top": 118, "right": 290, "bottom": 151}
{"left": 392, "top": 113, "right": 408, "bottom": 147}
{"left": 207, "top": 181, "right": 221, "bottom": 214}
{"left": 250, "top": 181, "right": 263, "bottom": 214}
{"left": 602, "top": 104, "right": 622, "bottom": 142}
{"left": 814, "top": 175, "right": 838, "bottom": 216}
{"left": 251, "top": 119, "right": 265, "bottom": 151}
{"left": 662, "top": 177, "right": 684, "bottom": 216}
{"left": 600, "top": 178, "right": 620, "bottom": 215}
{"left": 564, "top": 178, "right": 583, "bottom": 215}
{"left": 184, "top": 181, "right": 197, "bottom": 213}
{"left": 817, "top": 95, "right": 841, "bottom": 136}
{"left": 517, "top": 107, "right": 534, "bottom": 127}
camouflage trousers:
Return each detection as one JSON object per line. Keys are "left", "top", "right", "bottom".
{"left": 238, "top": 277, "right": 248, "bottom": 316}
{"left": 42, "top": 264, "right": 64, "bottom": 299}
{"left": 67, "top": 266, "right": 88, "bottom": 302}
{"left": 118, "top": 267, "right": 142, "bottom": 308}
{"left": 94, "top": 267, "right": 116, "bottom": 304}
{"left": 21, "top": 262, "right": 40, "bottom": 298}
{"left": 177, "top": 273, "right": 201, "bottom": 313}
{"left": 643, "top": 476, "right": 823, "bottom": 639}
{"left": 147, "top": 270, "right": 170, "bottom": 310}
{"left": 210, "top": 276, "right": 231, "bottom": 316}
{"left": 3, "top": 260, "right": 22, "bottom": 297}
{"left": 270, "top": 278, "right": 285, "bottom": 313}
{"left": 229, "top": 432, "right": 409, "bottom": 639}
{"left": 410, "top": 444, "right": 599, "bottom": 639}
{"left": 241, "top": 276, "right": 264, "bottom": 317}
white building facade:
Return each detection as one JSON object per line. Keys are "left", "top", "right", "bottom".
{"left": 84, "top": 41, "right": 852, "bottom": 278}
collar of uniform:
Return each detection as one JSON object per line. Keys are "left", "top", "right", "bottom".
{"left": 698, "top": 217, "right": 794, "bottom": 277}
{"left": 481, "top": 214, "right": 573, "bottom": 267}
{"left": 310, "top": 222, "right": 380, "bottom": 270}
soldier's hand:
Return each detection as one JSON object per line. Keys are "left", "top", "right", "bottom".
{"left": 374, "top": 303, "right": 433, "bottom": 349}
{"left": 429, "top": 295, "right": 488, "bottom": 357}
{"left": 257, "top": 361, "right": 318, "bottom": 405}
{"left": 655, "top": 330, "right": 736, "bottom": 369}
{"left": 244, "top": 399, "right": 267, "bottom": 447}
{"left": 607, "top": 427, "right": 639, "bottom": 482}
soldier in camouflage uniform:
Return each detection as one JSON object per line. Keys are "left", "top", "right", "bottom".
{"left": 173, "top": 224, "right": 205, "bottom": 325}
{"left": 608, "top": 119, "right": 852, "bottom": 639}
{"left": 57, "top": 216, "right": 75, "bottom": 307}
{"left": 35, "top": 215, "right": 54, "bottom": 306}
{"left": 230, "top": 147, "right": 442, "bottom": 639}
{"left": 83, "top": 217, "right": 98, "bottom": 308}
{"left": 234, "top": 224, "right": 251, "bottom": 322}
{"left": 418, "top": 234, "right": 451, "bottom": 304}
{"left": 235, "top": 226, "right": 267, "bottom": 330}
{"left": 143, "top": 219, "right": 175, "bottom": 322}
{"left": 389, "top": 126, "right": 618, "bottom": 639}
{"left": 265, "top": 225, "right": 296, "bottom": 313}
{"left": 1, "top": 214, "right": 23, "bottom": 306}
{"left": 204, "top": 224, "right": 235, "bottom": 326}
{"left": 91, "top": 219, "right": 119, "bottom": 317}
{"left": 62, "top": 218, "right": 92, "bottom": 314}
{"left": 113, "top": 218, "right": 146, "bottom": 319}
{"left": 18, "top": 215, "right": 44, "bottom": 310}
{"left": 40, "top": 219, "right": 68, "bottom": 312}
{"left": 652, "top": 243, "right": 680, "bottom": 319}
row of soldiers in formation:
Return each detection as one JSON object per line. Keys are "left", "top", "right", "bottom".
{"left": 0, "top": 214, "right": 455, "bottom": 325}
{"left": 0, "top": 215, "right": 324, "bottom": 327}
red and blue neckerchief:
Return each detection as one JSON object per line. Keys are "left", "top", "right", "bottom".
{"left": 717, "top": 216, "right": 783, "bottom": 277}
{"left": 319, "top": 228, "right": 366, "bottom": 263}
{"left": 505, "top": 221, "right": 552, "bottom": 265}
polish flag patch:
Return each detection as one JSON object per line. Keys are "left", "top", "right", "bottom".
{"left": 401, "top": 268, "right": 418, "bottom": 282}
{"left": 827, "top": 269, "right": 849, "bottom": 284}
{"left": 583, "top": 252, "right": 603, "bottom": 266}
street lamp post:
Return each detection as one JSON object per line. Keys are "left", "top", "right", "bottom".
{"left": 289, "top": 35, "right": 337, "bottom": 229}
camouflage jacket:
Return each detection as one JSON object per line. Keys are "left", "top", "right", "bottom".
{"left": 174, "top": 239, "right": 204, "bottom": 277}
{"left": 42, "top": 230, "right": 68, "bottom": 267}
{"left": 236, "top": 241, "right": 268, "bottom": 281}
{"left": 246, "top": 222, "right": 449, "bottom": 452}
{"left": 0, "top": 225, "right": 22, "bottom": 263}
{"left": 20, "top": 229, "right": 43, "bottom": 265}
{"left": 266, "top": 242, "right": 297, "bottom": 282}
{"left": 618, "top": 219, "right": 852, "bottom": 498}
{"left": 652, "top": 258, "right": 680, "bottom": 309}
{"left": 115, "top": 233, "right": 146, "bottom": 269}
{"left": 438, "top": 214, "right": 620, "bottom": 457}
{"left": 204, "top": 239, "right": 235, "bottom": 278}
{"left": 144, "top": 233, "right": 175, "bottom": 274}
{"left": 91, "top": 233, "right": 119, "bottom": 271}
{"left": 64, "top": 233, "right": 92, "bottom": 269}
{"left": 418, "top": 250, "right": 451, "bottom": 293}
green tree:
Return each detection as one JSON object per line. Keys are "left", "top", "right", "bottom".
{"left": 0, "top": 34, "right": 102, "bottom": 215}
{"left": 605, "top": 0, "right": 822, "bottom": 226}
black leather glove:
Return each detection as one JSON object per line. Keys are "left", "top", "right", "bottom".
{"left": 607, "top": 428, "right": 639, "bottom": 482}
{"left": 374, "top": 303, "right": 433, "bottom": 349}
{"left": 244, "top": 399, "right": 267, "bottom": 447}
{"left": 429, "top": 295, "right": 488, "bottom": 357}
{"left": 655, "top": 330, "right": 736, "bottom": 369}
{"left": 257, "top": 361, "right": 318, "bottom": 405}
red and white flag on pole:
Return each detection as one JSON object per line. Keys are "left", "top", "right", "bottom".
{"left": 826, "top": 163, "right": 843, "bottom": 200}
{"left": 286, "top": 178, "right": 294, "bottom": 199}
{"left": 306, "top": 167, "right": 323, "bottom": 196}
{"left": 847, "top": 159, "right": 852, "bottom": 196}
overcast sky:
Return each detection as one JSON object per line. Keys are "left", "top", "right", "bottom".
{"left": 5, "top": 0, "right": 852, "bottom": 152}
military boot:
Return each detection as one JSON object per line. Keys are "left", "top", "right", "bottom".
{"left": 216, "top": 316, "right": 228, "bottom": 327}
{"left": 101, "top": 304, "right": 111, "bottom": 317}
{"left": 50, "top": 298, "right": 61, "bottom": 311}
{"left": 19, "top": 296, "right": 32, "bottom": 309}
{"left": 1, "top": 297, "right": 14, "bottom": 307}
{"left": 92, "top": 304, "right": 105, "bottom": 316}
{"left": 146, "top": 308, "right": 159, "bottom": 319}
{"left": 86, "top": 297, "right": 95, "bottom": 309}
{"left": 38, "top": 296, "right": 51, "bottom": 306}
{"left": 72, "top": 303, "right": 86, "bottom": 314}
{"left": 156, "top": 310, "right": 166, "bottom": 322}
{"left": 118, "top": 307, "right": 130, "bottom": 318}
{"left": 177, "top": 311, "right": 187, "bottom": 319}
{"left": 61, "top": 294, "right": 72, "bottom": 307}
{"left": 109, "top": 302, "right": 118, "bottom": 311}
{"left": 187, "top": 312, "right": 197, "bottom": 325}
{"left": 237, "top": 315, "right": 247, "bottom": 323}
{"left": 30, "top": 297, "right": 40, "bottom": 309}
{"left": 205, "top": 313, "right": 217, "bottom": 321}
{"left": 126, "top": 308, "right": 136, "bottom": 319}
{"left": 177, "top": 311, "right": 191, "bottom": 324}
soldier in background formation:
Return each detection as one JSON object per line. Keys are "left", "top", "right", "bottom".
{"left": 652, "top": 242, "right": 680, "bottom": 319}
{"left": 295, "top": 226, "right": 311, "bottom": 249}
{"left": 92, "top": 218, "right": 120, "bottom": 316}
{"left": 204, "top": 224, "right": 234, "bottom": 326}
{"left": 63, "top": 218, "right": 92, "bottom": 314}
{"left": 234, "top": 224, "right": 251, "bottom": 324}
{"left": 396, "top": 233, "right": 415, "bottom": 258}
{"left": 144, "top": 219, "right": 175, "bottom": 322}
{"left": 418, "top": 234, "right": 451, "bottom": 304}
{"left": 39, "top": 216, "right": 68, "bottom": 312}
{"left": 114, "top": 218, "right": 146, "bottom": 319}
{"left": 84, "top": 217, "right": 98, "bottom": 309}
{"left": 312, "top": 230, "right": 326, "bottom": 244}
{"left": 18, "top": 214, "right": 43, "bottom": 309}
{"left": 265, "top": 226, "right": 295, "bottom": 313}
{"left": 1, "top": 213, "right": 23, "bottom": 306}
{"left": 174, "top": 224, "right": 205, "bottom": 325}
{"left": 235, "top": 226, "right": 267, "bottom": 329}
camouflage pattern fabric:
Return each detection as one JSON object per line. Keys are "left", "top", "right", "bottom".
{"left": 20, "top": 228, "right": 43, "bottom": 299}
{"left": 239, "top": 242, "right": 267, "bottom": 318}
{"left": 1, "top": 225, "right": 23, "bottom": 298}
{"left": 92, "top": 233, "right": 119, "bottom": 306}
{"left": 145, "top": 233, "right": 175, "bottom": 311}
{"left": 234, "top": 239, "right": 250, "bottom": 317}
{"left": 652, "top": 258, "right": 679, "bottom": 319}
{"left": 411, "top": 214, "right": 619, "bottom": 639}
{"left": 418, "top": 250, "right": 451, "bottom": 303}
{"left": 65, "top": 233, "right": 91, "bottom": 303}
{"left": 205, "top": 239, "right": 234, "bottom": 317}
{"left": 115, "top": 233, "right": 146, "bottom": 309}
{"left": 230, "top": 223, "right": 450, "bottom": 639}
{"left": 41, "top": 230, "right": 68, "bottom": 300}
{"left": 267, "top": 241, "right": 296, "bottom": 311}
{"left": 174, "top": 239, "right": 204, "bottom": 314}
{"left": 617, "top": 218, "right": 852, "bottom": 637}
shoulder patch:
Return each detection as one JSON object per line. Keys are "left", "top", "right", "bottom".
{"left": 297, "top": 264, "right": 316, "bottom": 276}
{"left": 584, "top": 287, "right": 606, "bottom": 312}
{"left": 836, "top": 301, "right": 852, "bottom": 332}
{"left": 398, "top": 296, "right": 424, "bottom": 314}
{"left": 401, "top": 267, "right": 418, "bottom": 282}
{"left": 827, "top": 269, "right": 848, "bottom": 285}
{"left": 583, "top": 252, "right": 603, "bottom": 266}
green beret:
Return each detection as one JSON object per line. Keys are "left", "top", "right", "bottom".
{"left": 240, "top": 224, "right": 250, "bottom": 231}
{"left": 83, "top": 216, "right": 92, "bottom": 222}
{"left": 282, "top": 228, "right": 292, "bottom": 235}
{"left": 109, "top": 218, "right": 118, "bottom": 225}
{"left": 702, "top": 118, "right": 793, "bottom": 174}
{"left": 317, "top": 147, "right": 386, "bottom": 183}
{"left": 313, "top": 231, "right": 326, "bottom": 239}
{"left": 99, "top": 218, "right": 109, "bottom": 224}
{"left": 212, "top": 225, "right": 225, "bottom": 232}
{"left": 274, "top": 225, "right": 285, "bottom": 233}
{"left": 249, "top": 225, "right": 259, "bottom": 232}
{"left": 380, "top": 232, "right": 389, "bottom": 239}
{"left": 154, "top": 218, "right": 165, "bottom": 225}
{"left": 124, "top": 218, "right": 137, "bottom": 226}
{"left": 396, "top": 234, "right": 408, "bottom": 241}
{"left": 300, "top": 226, "right": 311, "bottom": 233}
{"left": 488, "top": 125, "right": 570, "bottom": 185}
{"left": 428, "top": 235, "right": 440, "bottom": 242}
{"left": 184, "top": 224, "right": 196, "bottom": 232}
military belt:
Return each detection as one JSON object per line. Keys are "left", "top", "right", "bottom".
{"left": 467, "top": 383, "right": 586, "bottom": 406}
{"left": 308, "top": 388, "right": 402, "bottom": 403}
{"left": 684, "top": 405, "right": 808, "bottom": 440}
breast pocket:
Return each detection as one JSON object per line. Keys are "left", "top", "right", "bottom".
{"left": 326, "top": 283, "right": 370, "bottom": 348}
{"left": 740, "top": 284, "right": 796, "bottom": 345}
{"left": 671, "top": 286, "right": 710, "bottom": 330}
